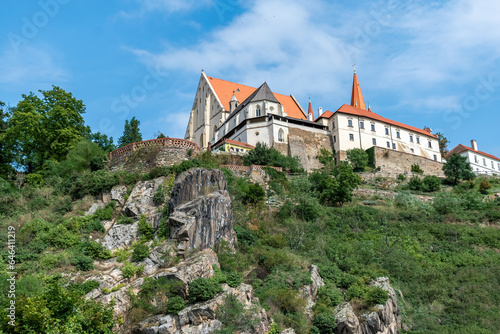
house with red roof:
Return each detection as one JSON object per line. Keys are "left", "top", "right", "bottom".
{"left": 447, "top": 140, "right": 500, "bottom": 175}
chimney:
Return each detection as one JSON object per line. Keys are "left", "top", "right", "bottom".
{"left": 471, "top": 139, "right": 478, "bottom": 151}
{"left": 317, "top": 107, "right": 323, "bottom": 118}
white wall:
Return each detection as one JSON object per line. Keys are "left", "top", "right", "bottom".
{"left": 463, "top": 151, "right": 500, "bottom": 175}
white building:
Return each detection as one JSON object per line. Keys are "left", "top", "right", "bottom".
{"left": 447, "top": 140, "right": 500, "bottom": 175}
{"left": 184, "top": 70, "right": 443, "bottom": 171}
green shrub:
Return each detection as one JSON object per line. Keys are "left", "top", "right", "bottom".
{"left": 225, "top": 271, "right": 243, "bottom": 288}
{"left": 408, "top": 176, "right": 423, "bottom": 191}
{"left": 166, "top": 295, "right": 186, "bottom": 315}
{"left": 433, "top": 191, "right": 463, "bottom": 215}
{"left": 78, "top": 240, "right": 112, "bottom": 260}
{"left": 312, "top": 312, "right": 337, "bottom": 334}
{"left": 94, "top": 201, "right": 116, "bottom": 221}
{"left": 234, "top": 226, "right": 258, "bottom": 246}
{"left": 70, "top": 280, "right": 100, "bottom": 295}
{"left": 422, "top": 175, "right": 441, "bottom": 192}
{"left": 189, "top": 277, "right": 222, "bottom": 302}
{"left": 346, "top": 284, "right": 366, "bottom": 300}
{"left": 215, "top": 294, "right": 259, "bottom": 334}
{"left": 45, "top": 224, "right": 79, "bottom": 249}
{"left": 131, "top": 243, "right": 150, "bottom": 262}
{"left": 242, "top": 183, "right": 266, "bottom": 205}
{"left": 85, "top": 219, "right": 105, "bottom": 233}
{"left": 138, "top": 215, "right": 155, "bottom": 241}
{"left": 365, "top": 286, "right": 389, "bottom": 306}
{"left": 72, "top": 254, "right": 94, "bottom": 271}
{"left": 479, "top": 178, "right": 492, "bottom": 194}
{"left": 338, "top": 273, "right": 359, "bottom": 289}
{"left": 411, "top": 164, "right": 424, "bottom": 174}
{"left": 25, "top": 173, "right": 45, "bottom": 187}
{"left": 397, "top": 173, "right": 406, "bottom": 181}
{"left": 317, "top": 285, "right": 344, "bottom": 308}
{"left": 121, "top": 262, "right": 139, "bottom": 278}
{"left": 117, "top": 215, "right": 135, "bottom": 224}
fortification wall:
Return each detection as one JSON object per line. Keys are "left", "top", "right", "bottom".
{"left": 371, "top": 146, "right": 445, "bottom": 177}
{"left": 286, "top": 128, "right": 332, "bottom": 171}
{"left": 108, "top": 138, "right": 200, "bottom": 172}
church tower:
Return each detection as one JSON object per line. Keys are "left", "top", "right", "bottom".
{"left": 350, "top": 70, "right": 367, "bottom": 111}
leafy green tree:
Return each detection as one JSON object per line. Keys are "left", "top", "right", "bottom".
{"left": 0, "top": 100, "right": 14, "bottom": 177}
{"left": 88, "top": 131, "right": 115, "bottom": 152}
{"left": 317, "top": 148, "right": 336, "bottom": 170}
{"left": 443, "top": 153, "right": 475, "bottom": 185}
{"left": 422, "top": 175, "right": 441, "bottom": 192}
{"left": 479, "top": 178, "right": 492, "bottom": 194}
{"left": 346, "top": 148, "right": 369, "bottom": 171}
{"left": 4, "top": 86, "right": 87, "bottom": 173}
{"left": 118, "top": 117, "right": 142, "bottom": 147}
{"left": 436, "top": 132, "right": 449, "bottom": 158}
{"left": 320, "top": 163, "right": 362, "bottom": 206}
{"left": 243, "top": 142, "right": 303, "bottom": 173}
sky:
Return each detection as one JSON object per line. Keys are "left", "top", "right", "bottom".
{"left": 1, "top": 0, "right": 499, "bottom": 157}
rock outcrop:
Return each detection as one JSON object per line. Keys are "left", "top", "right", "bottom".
{"left": 333, "top": 277, "right": 402, "bottom": 334}
{"left": 123, "top": 177, "right": 167, "bottom": 218}
{"left": 101, "top": 221, "right": 139, "bottom": 250}
{"left": 136, "top": 283, "right": 269, "bottom": 334}
{"left": 168, "top": 169, "right": 236, "bottom": 253}
{"left": 300, "top": 265, "right": 325, "bottom": 319}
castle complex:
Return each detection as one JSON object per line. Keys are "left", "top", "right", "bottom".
{"left": 184, "top": 70, "right": 443, "bottom": 173}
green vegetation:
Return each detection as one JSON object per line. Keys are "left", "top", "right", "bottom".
{"left": 118, "top": 116, "right": 142, "bottom": 147}
{"left": 243, "top": 142, "right": 303, "bottom": 173}
{"left": 215, "top": 294, "right": 259, "bottom": 334}
{"left": 188, "top": 277, "right": 223, "bottom": 302}
{"left": 443, "top": 153, "right": 475, "bottom": 185}
{"left": 346, "top": 148, "right": 369, "bottom": 171}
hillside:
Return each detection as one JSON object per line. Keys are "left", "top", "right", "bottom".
{"left": 0, "top": 148, "right": 499, "bottom": 334}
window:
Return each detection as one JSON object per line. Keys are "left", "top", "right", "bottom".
{"left": 433, "top": 155, "right": 437, "bottom": 161}
{"left": 491, "top": 161, "right": 494, "bottom": 168}
{"left": 396, "top": 130, "right": 400, "bottom": 138}
{"left": 385, "top": 127, "right": 389, "bottom": 135}
{"left": 349, "top": 134, "right": 354, "bottom": 141}
{"left": 333, "top": 135, "right": 336, "bottom": 143}
{"left": 475, "top": 155, "right": 478, "bottom": 163}
{"left": 386, "top": 141, "right": 390, "bottom": 148}
{"left": 483, "top": 158, "right": 486, "bottom": 166}
{"left": 348, "top": 119, "right": 353, "bottom": 127}
{"left": 498, "top": 163, "right": 500, "bottom": 171}
{"left": 278, "top": 128, "right": 284, "bottom": 142}
{"left": 256, "top": 105, "right": 261, "bottom": 117}
{"left": 360, "top": 121, "right": 365, "bottom": 129}
{"left": 372, "top": 138, "right": 377, "bottom": 145}
{"left": 411, "top": 148, "right": 414, "bottom": 153}
{"left": 392, "top": 143, "right": 396, "bottom": 149}
{"left": 416, "top": 137, "right": 420, "bottom": 144}
{"left": 428, "top": 141, "right": 432, "bottom": 148}
{"left": 332, "top": 121, "right": 335, "bottom": 129}
{"left": 371, "top": 124, "right": 376, "bottom": 131}
{"left": 410, "top": 135, "right": 413, "bottom": 142}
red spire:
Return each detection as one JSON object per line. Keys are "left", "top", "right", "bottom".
{"left": 350, "top": 71, "right": 367, "bottom": 111}
{"left": 308, "top": 98, "right": 315, "bottom": 121}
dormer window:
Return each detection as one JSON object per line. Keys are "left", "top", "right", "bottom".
{"left": 256, "top": 105, "right": 261, "bottom": 117}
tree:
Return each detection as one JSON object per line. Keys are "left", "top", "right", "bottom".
{"left": 118, "top": 117, "right": 142, "bottom": 147}
{"left": 436, "top": 132, "right": 449, "bottom": 158}
{"left": 4, "top": 86, "right": 87, "bottom": 173}
{"left": 346, "top": 148, "right": 369, "bottom": 171}
{"left": 88, "top": 131, "right": 115, "bottom": 152}
{"left": 0, "top": 100, "right": 14, "bottom": 177}
{"left": 443, "top": 153, "right": 475, "bottom": 185}
{"left": 319, "top": 163, "right": 362, "bottom": 206}
{"left": 243, "top": 142, "right": 303, "bottom": 173}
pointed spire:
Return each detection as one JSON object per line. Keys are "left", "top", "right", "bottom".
{"left": 368, "top": 102, "right": 371, "bottom": 112}
{"left": 350, "top": 71, "right": 367, "bottom": 110}
{"left": 307, "top": 97, "right": 315, "bottom": 121}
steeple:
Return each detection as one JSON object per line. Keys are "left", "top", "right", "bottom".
{"left": 229, "top": 91, "right": 239, "bottom": 112}
{"left": 307, "top": 97, "right": 315, "bottom": 121}
{"left": 350, "top": 70, "right": 367, "bottom": 111}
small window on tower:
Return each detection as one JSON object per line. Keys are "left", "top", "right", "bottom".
{"left": 256, "top": 105, "right": 261, "bottom": 117}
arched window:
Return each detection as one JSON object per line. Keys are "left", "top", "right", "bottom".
{"left": 256, "top": 105, "right": 261, "bottom": 117}
{"left": 278, "top": 128, "right": 284, "bottom": 142}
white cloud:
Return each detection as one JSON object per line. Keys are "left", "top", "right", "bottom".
{"left": 0, "top": 44, "right": 68, "bottom": 88}
{"left": 118, "top": 0, "right": 212, "bottom": 18}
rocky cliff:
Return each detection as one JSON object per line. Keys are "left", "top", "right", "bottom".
{"left": 333, "top": 277, "right": 402, "bottom": 334}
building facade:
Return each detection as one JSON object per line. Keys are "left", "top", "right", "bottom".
{"left": 185, "top": 70, "right": 443, "bottom": 172}
{"left": 447, "top": 140, "right": 500, "bottom": 175}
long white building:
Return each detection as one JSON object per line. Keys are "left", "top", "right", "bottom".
{"left": 447, "top": 140, "right": 500, "bottom": 175}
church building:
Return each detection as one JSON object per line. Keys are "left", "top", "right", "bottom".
{"left": 184, "top": 70, "right": 443, "bottom": 172}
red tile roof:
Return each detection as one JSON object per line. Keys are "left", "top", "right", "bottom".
{"left": 307, "top": 101, "right": 314, "bottom": 121}
{"left": 206, "top": 76, "right": 306, "bottom": 120}
{"left": 224, "top": 139, "right": 255, "bottom": 149}
{"left": 316, "top": 110, "right": 333, "bottom": 121}
{"left": 351, "top": 72, "right": 366, "bottom": 110}
{"left": 333, "top": 104, "right": 437, "bottom": 138}
{"left": 446, "top": 144, "right": 500, "bottom": 161}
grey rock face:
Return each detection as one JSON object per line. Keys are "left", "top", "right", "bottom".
{"left": 122, "top": 177, "right": 166, "bottom": 218}
{"left": 137, "top": 283, "right": 269, "bottom": 334}
{"left": 111, "top": 185, "right": 128, "bottom": 205}
{"left": 333, "top": 277, "right": 402, "bottom": 334}
{"left": 86, "top": 201, "right": 105, "bottom": 216}
{"left": 101, "top": 222, "right": 139, "bottom": 250}
{"left": 300, "top": 264, "right": 325, "bottom": 319}
{"left": 168, "top": 169, "right": 236, "bottom": 253}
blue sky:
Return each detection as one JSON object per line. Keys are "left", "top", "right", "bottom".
{"left": 1, "top": 0, "right": 499, "bottom": 157}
